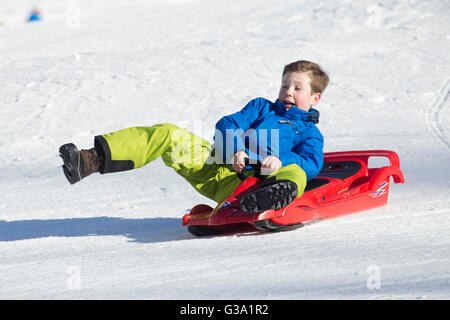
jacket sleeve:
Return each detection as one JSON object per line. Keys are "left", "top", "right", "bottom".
{"left": 214, "top": 98, "right": 268, "bottom": 162}
{"left": 279, "top": 133, "right": 324, "bottom": 180}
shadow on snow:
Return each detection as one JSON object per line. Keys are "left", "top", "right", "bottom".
{"left": 0, "top": 217, "right": 194, "bottom": 243}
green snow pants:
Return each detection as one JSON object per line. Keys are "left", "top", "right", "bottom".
{"left": 94, "top": 123, "right": 307, "bottom": 203}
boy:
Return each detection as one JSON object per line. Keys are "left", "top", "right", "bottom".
{"left": 59, "top": 60, "right": 329, "bottom": 213}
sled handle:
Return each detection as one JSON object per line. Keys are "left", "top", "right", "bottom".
{"left": 324, "top": 150, "right": 401, "bottom": 169}
{"left": 237, "top": 158, "right": 264, "bottom": 180}
{"left": 368, "top": 166, "right": 405, "bottom": 190}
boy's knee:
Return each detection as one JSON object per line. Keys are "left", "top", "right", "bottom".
{"left": 150, "top": 123, "right": 181, "bottom": 136}
{"left": 154, "top": 123, "right": 180, "bottom": 130}
{"left": 268, "top": 164, "right": 307, "bottom": 196}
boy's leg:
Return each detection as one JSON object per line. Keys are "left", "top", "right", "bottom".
{"left": 240, "top": 164, "right": 307, "bottom": 213}
{"left": 61, "top": 123, "right": 208, "bottom": 180}
{"left": 60, "top": 124, "right": 180, "bottom": 184}
{"left": 59, "top": 123, "right": 243, "bottom": 203}
{"left": 94, "top": 123, "right": 195, "bottom": 174}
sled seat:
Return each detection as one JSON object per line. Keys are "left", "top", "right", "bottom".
{"left": 317, "top": 161, "right": 362, "bottom": 180}
{"left": 305, "top": 160, "right": 366, "bottom": 192}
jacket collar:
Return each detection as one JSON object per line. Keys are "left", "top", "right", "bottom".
{"left": 274, "top": 99, "right": 320, "bottom": 124}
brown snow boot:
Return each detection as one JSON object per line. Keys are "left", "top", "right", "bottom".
{"left": 59, "top": 143, "right": 103, "bottom": 184}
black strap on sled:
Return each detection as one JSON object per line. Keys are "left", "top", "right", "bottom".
{"left": 237, "top": 158, "right": 264, "bottom": 181}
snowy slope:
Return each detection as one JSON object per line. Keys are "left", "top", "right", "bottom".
{"left": 0, "top": 0, "right": 449, "bottom": 299}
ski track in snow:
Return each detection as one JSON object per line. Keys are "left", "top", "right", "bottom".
{"left": 0, "top": 0, "right": 450, "bottom": 300}
{"left": 427, "top": 78, "right": 450, "bottom": 151}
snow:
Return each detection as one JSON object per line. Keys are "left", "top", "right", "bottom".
{"left": 0, "top": 0, "right": 449, "bottom": 300}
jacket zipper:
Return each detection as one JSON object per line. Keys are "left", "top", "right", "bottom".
{"left": 278, "top": 120, "right": 302, "bottom": 134}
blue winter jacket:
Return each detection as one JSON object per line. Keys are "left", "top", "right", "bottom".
{"left": 214, "top": 97, "right": 324, "bottom": 180}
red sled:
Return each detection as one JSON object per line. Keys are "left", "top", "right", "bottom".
{"left": 182, "top": 150, "right": 405, "bottom": 236}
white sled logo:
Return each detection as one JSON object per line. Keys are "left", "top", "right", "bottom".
{"left": 369, "top": 182, "right": 389, "bottom": 198}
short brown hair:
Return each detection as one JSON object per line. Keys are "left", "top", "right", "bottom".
{"left": 282, "top": 60, "right": 329, "bottom": 94}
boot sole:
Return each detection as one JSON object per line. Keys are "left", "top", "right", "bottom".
{"left": 240, "top": 180, "right": 298, "bottom": 213}
{"left": 59, "top": 143, "right": 83, "bottom": 184}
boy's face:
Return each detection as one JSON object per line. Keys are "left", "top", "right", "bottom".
{"left": 278, "top": 72, "right": 321, "bottom": 112}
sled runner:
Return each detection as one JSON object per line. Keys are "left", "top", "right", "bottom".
{"left": 182, "top": 150, "right": 405, "bottom": 236}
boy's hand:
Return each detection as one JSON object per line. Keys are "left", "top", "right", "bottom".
{"left": 261, "top": 155, "right": 282, "bottom": 174}
{"left": 232, "top": 150, "right": 249, "bottom": 173}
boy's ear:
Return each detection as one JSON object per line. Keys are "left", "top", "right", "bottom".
{"left": 311, "top": 92, "right": 322, "bottom": 106}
